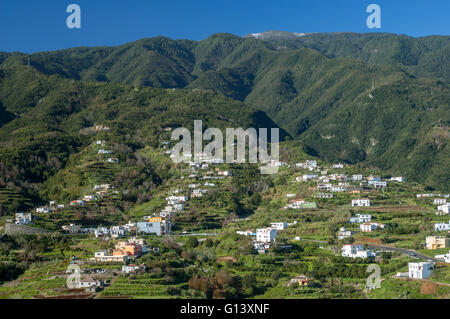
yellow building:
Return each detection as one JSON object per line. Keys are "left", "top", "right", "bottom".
{"left": 426, "top": 236, "right": 450, "bottom": 250}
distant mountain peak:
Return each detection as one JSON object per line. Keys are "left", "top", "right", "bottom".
{"left": 243, "top": 30, "right": 307, "bottom": 40}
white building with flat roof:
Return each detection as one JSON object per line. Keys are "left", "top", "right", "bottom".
{"left": 349, "top": 214, "right": 372, "bottom": 223}
{"left": 256, "top": 228, "right": 277, "bottom": 243}
{"left": 352, "top": 199, "right": 370, "bottom": 207}
{"left": 270, "top": 222, "right": 287, "bottom": 230}
{"left": 341, "top": 244, "right": 375, "bottom": 259}
{"left": 437, "top": 203, "right": 450, "bottom": 214}
{"left": 435, "top": 221, "right": 450, "bottom": 232}
{"left": 409, "top": 262, "right": 433, "bottom": 279}
{"left": 434, "top": 198, "right": 447, "bottom": 205}
{"left": 435, "top": 251, "right": 450, "bottom": 263}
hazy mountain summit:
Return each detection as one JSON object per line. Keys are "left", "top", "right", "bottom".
{"left": 243, "top": 30, "right": 307, "bottom": 40}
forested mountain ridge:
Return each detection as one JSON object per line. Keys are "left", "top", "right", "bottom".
{"left": 0, "top": 31, "right": 448, "bottom": 192}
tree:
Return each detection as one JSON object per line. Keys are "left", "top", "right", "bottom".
{"left": 185, "top": 237, "right": 198, "bottom": 249}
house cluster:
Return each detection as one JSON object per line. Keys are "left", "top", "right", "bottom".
{"left": 15, "top": 212, "right": 33, "bottom": 225}
{"left": 341, "top": 244, "right": 376, "bottom": 259}
{"left": 137, "top": 216, "right": 172, "bottom": 236}
{"left": 62, "top": 223, "right": 136, "bottom": 238}
{"left": 236, "top": 221, "right": 290, "bottom": 253}
{"left": 293, "top": 165, "right": 401, "bottom": 200}
{"left": 93, "top": 238, "right": 148, "bottom": 263}
{"left": 253, "top": 227, "right": 278, "bottom": 252}
{"left": 348, "top": 214, "right": 383, "bottom": 233}
{"left": 36, "top": 184, "right": 118, "bottom": 215}
{"left": 295, "top": 160, "right": 318, "bottom": 171}
{"left": 136, "top": 190, "right": 192, "bottom": 236}
{"left": 97, "top": 148, "right": 119, "bottom": 164}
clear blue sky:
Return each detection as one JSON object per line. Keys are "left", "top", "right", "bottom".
{"left": 0, "top": 0, "right": 449, "bottom": 53}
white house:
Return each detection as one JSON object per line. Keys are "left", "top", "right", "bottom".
{"left": 270, "top": 222, "right": 288, "bottom": 230}
{"left": 331, "top": 186, "right": 346, "bottom": 192}
{"left": 437, "top": 203, "right": 450, "bottom": 214}
{"left": 333, "top": 163, "right": 344, "bottom": 169}
{"left": 122, "top": 264, "right": 144, "bottom": 274}
{"left": 62, "top": 224, "right": 82, "bottom": 234}
{"left": 390, "top": 177, "right": 405, "bottom": 182}
{"left": 435, "top": 251, "right": 450, "bottom": 263}
{"left": 372, "top": 181, "right": 387, "bottom": 188}
{"left": 36, "top": 207, "right": 51, "bottom": 213}
{"left": 76, "top": 276, "right": 104, "bottom": 289}
{"left": 236, "top": 230, "right": 255, "bottom": 236}
{"left": 302, "top": 174, "right": 318, "bottom": 181}
{"left": 349, "top": 214, "right": 372, "bottom": 223}
{"left": 352, "top": 199, "right": 371, "bottom": 207}
{"left": 305, "top": 160, "right": 317, "bottom": 168}
{"left": 337, "top": 227, "right": 354, "bottom": 240}
{"left": 352, "top": 174, "right": 363, "bottom": 181}
{"left": 434, "top": 198, "right": 447, "bottom": 205}
{"left": 341, "top": 244, "right": 375, "bottom": 259}
{"left": 98, "top": 149, "right": 113, "bottom": 154}
{"left": 192, "top": 189, "right": 207, "bottom": 195}
{"left": 83, "top": 195, "right": 97, "bottom": 202}
{"left": 409, "top": 262, "right": 433, "bottom": 279}
{"left": 256, "top": 228, "right": 277, "bottom": 243}
{"left": 435, "top": 221, "right": 450, "bottom": 231}
{"left": 314, "top": 193, "right": 334, "bottom": 199}
{"left": 172, "top": 203, "right": 184, "bottom": 211}
{"left": 360, "top": 222, "right": 385, "bottom": 232}
{"left": 317, "top": 183, "right": 332, "bottom": 191}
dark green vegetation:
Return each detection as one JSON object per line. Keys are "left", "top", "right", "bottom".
{"left": 1, "top": 31, "right": 448, "bottom": 190}
{"left": 0, "top": 60, "right": 281, "bottom": 214}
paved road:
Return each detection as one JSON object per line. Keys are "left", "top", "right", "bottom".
{"left": 367, "top": 245, "right": 440, "bottom": 262}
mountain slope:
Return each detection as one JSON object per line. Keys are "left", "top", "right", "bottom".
{"left": 0, "top": 62, "right": 284, "bottom": 213}
{"left": 0, "top": 32, "right": 448, "bottom": 190}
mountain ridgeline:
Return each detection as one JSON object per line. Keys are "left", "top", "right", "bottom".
{"left": 0, "top": 31, "right": 449, "bottom": 193}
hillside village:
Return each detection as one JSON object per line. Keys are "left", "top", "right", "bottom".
{"left": 1, "top": 122, "right": 450, "bottom": 299}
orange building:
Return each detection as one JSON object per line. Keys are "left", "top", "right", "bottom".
{"left": 113, "top": 241, "right": 142, "bottom": 257}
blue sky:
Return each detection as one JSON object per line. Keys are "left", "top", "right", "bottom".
{"left": 0, "top": 0, "right": 449, "bottom": 53}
